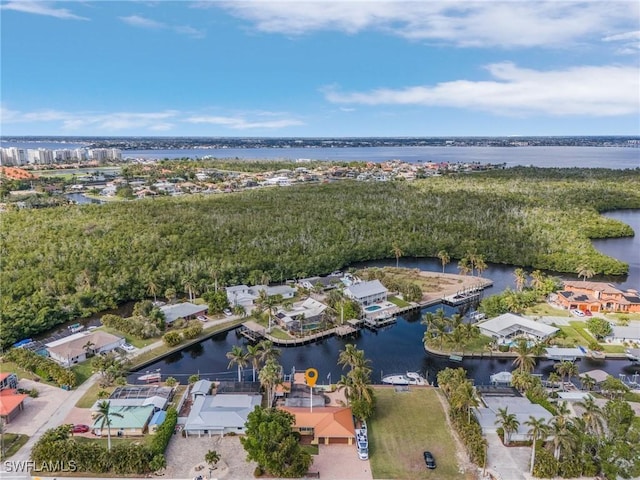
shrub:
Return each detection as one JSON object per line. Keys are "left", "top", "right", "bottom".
{"left": 149, "top": 407, "right": 178, "bottom": 456}
{"left": 254, "top": 466, "right": 264, "bottom": 477}
{"left": 163, "top": 331, "right": 182, "bottom": 347}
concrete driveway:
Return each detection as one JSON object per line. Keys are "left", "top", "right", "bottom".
{"left": 484, "top": 432, "right": 530, "bottom": 480}
{"left": 311, "top": 444, "right": 372, "bottom": 480}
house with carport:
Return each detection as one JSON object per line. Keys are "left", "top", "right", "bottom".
{"left": 160, "top": 302, "right": 208, "bottom": 325}
{"left": 0, "top": 388, "right": 28, "bottom": 424}
{"left": 279, "top": 406, "right": 356, "bottom": 445}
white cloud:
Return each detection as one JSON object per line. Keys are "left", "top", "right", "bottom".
{"left": 1, "top": 1, "right": 89, "bottom": 20}
{"left": 1, "top": 107, "right": 303, "bottom": 132}
{"left": 186, "top": 115, "right": 304, "bottom": 129}
{"left": 119, "top": 14, "right": 205, "bottom": 38}
{"left": 217, "top": 1, "right": 638, "bottom": 49}
{"left": 323, "top": 63, "right": 640, "bottom": 116}
{"left": 119, "top": 15, "right": 164, "bottom": 29}
{"left": 602, "top": 30, "right": 640, "bottom": 55}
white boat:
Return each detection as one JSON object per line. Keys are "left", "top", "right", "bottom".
{"left": 382, "top": 371, "right": 428, "bottom": 386}
{"left": 138, "top": 371, "right": 161, "bottom": 382}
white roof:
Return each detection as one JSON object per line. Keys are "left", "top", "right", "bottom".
{"left": 545, "top": 347, "right": 586, "bottom": 358}
{"left": 478, "top": 313, "right": 558, "bottom": 338}
{"left": 345, "top": 280, "right": 387, "bottom": 299}
{"left": 185, "top": 394, "right": 262, "bottom": 431}
{"left": 580, "top": 369, "right": 610, "bottom": 383}
{"left": 191, "top": 380, "right": 212, "bottom": 396}
{"left": 610, "top": 325, "right": 640, "bottom": 340}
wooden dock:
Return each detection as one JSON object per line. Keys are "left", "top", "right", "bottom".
{"left": 440, "top": 279, "right": 493, "bottom": 306}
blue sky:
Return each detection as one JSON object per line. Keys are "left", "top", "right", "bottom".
{"left": 1, "top": 1, "right": 639, "bottom": 136}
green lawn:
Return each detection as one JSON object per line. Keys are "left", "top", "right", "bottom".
{"left": 369, "top": 387, "right": 471, "bottom": 480}
{"left": 0, "top": 433, "right": 29, "bottom": 460}
{"left": 388, "top": 296, "right": 411, "bottom": 308}
{"left": 72, "top": 361, "right": 95, "bottom": 385}
{"left": 524, "top": 303, "right": 570, "bottom": 317}
{"left": 555, "top": 322, "right": 625, "bottom": 353}
{"left": 76, "top": 383, "right": 116, "bottom": 408}
{"left": 97, "top": 326, "right": 158, "bottom": 349}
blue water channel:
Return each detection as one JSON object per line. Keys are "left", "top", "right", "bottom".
{"left": 130, "top": 211, "right": 640, "bottom": 386}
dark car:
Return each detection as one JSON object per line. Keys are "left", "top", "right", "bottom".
{"left": 72, "top": 424, "right": 90, "bottom": 433}
{"left": 423, "top": 451, "right": 436, "bottom": 469}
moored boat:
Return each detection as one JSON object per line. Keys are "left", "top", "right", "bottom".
{"left": 382, "top": 371, "right": 428, "bottom": 386}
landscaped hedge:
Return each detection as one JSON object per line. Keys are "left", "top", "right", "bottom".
{"left": 149, "top": 406, "right": 178, "bottom": 455}
{"left": 4, "top": 348, "right": 76, "bottom": 387}
{"left": 450, "top": 410, "right": 486, "bottom": 465}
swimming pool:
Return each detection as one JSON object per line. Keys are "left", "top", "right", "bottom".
{"left": 365, "top": 305, "right": 382, "bottom": 312}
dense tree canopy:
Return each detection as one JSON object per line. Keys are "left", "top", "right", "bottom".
{"left": 2, "top": 167, "right": 638, "bottom": 347}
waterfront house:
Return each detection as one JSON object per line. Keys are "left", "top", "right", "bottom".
{"left": 226, "top": 285, "right": 255, "bottom": 307}
{"left": 279, "top": 406, "right": 356, "bottom": 445}
{"left": 160, "top": 302, "right": 208, "bottom": 325}
{"left": 184, "top": 393, "right": 262, "bottom": 437}
{"left": 344, "top": 280, "right": 388, "bottom": 306}
{"left": 474, "top": 396, "right": 553, "bottom": 442}
{"left": 47, "top": 331, "right": 125, "bottom": 367}
{"left": 190, "top": 379, "right": 213, "bottom": 401}
{"left": 275, "top": 298, "right": 328, "bottom": 331}
{"left": 607, "top": 325, "right": 640, "bottom": 344}
{"left": 477, "top": 313, "right": 558, "bottom": 343}
{"left": 555, "top": 281, "right": 640, "bottom": 313}
{"left": 250, "top": 284, "right": 297, "bottom": 300}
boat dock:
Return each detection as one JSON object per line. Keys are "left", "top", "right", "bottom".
{"left": 363, "top": 314, "right": 396, "bottom": 329}
{"left": 440, "top": 280, "right": 493, "bottom": 306}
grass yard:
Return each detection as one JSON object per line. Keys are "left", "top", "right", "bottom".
{"left": 97, "top": 326, "right": 158, "bottom": 349}
{"left": 0, "top": 433, "right": 29, "bottom": 460}
{"left": 388, "top": 295, "right": 411, "bottom": 308}
{"left": 524, "top": 303, "right": 570, "bottom": 317}
{"left": 76, "top": 383, "right": 116, "bottom": 408}
{"left": 72, "top": 361, "right": 95, "bottom": 385}
{"left": 369, "top": 387, "right": 470, "bottom": 480}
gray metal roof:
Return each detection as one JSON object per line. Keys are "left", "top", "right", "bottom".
{"left": 345, "top": 280, "right": 387, "bottom": 299}
{"left": 184, "top": 394, "right": 262, "bottom": 431}
{"left": 160, "top": 302, "right": 207, "bottom": 324}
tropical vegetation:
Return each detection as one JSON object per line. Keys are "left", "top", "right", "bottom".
{"left": 2, "top": 167, "right": 638, "bottom": 347}
{"left": 336, "top": 344, "right": 376, "bottom": 420}
{"left": 240, "top": 407, "right": 312, "bottom": 478}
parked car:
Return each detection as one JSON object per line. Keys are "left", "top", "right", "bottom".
{"left": 122, "top": 343, "right": 135, "bottom": 352}
{"left": 197, "top": 315, "right": 207, "bottom": 321}
{"left": 223, "top": 309, "right": 233, "bottom": 317}
{"left": 72, "top": 424, "right": 90, "bottom": 433}
{"left": 570, "top": 309, "right": 585, "bottom": 317}
{"left": 423, "top": 451, "right": 436, "bottom": 469}
{"left": 583, "top": 310, "right": 592, "bottom": 316}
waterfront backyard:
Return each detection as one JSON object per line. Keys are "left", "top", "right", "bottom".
{"left": 368, "top": 387, "right": 475, "bottom": 480}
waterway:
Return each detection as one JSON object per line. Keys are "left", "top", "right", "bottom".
{"left": 123, "top": 146, "right": 639, "bottom": 170}
{"left": 130, "top": 211, "right": 640, "bottom": 386}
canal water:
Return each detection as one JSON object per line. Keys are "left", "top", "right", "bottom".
{"left": 129, "top": 210, "right": 640, "bottom": 385}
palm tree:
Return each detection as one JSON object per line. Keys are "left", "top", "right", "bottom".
{"left": 513, "top": 268, "right": 527, "bottom": 292}
{"left": 525, "top": 416, "right": 550, "bottom": 475}
{"left": 94, "top": 400, "right": 123, "bottom": 451}
{"left": 147, "top": 280, "right": 159, "bottom": 302}
{"left": 580, "top": 374, "right": 596, "bottom": 392}
{"left": 437, "top": 250, "right": 450, "bottom": 273}
{"left": 576, "top": 264, "right": 595, "bottom": 282}
{"left": 576, "top": 395, "right": 604, "bottom": 436}
{"left": 391, "top": 241, "right": 403, "bottom": 268}
{"left": 530, "top": 270, "right": 546, "bottom": 293}
{"left": 246, "top": 344, "right": 262, "bottom": 382}
{"left": 226, "top": 345, "right": 249, "bottom": 382}
{"left": 232, "top": 304, "right": 246, "bottom": 317}
{"left": 495, "top": 407, "right": 520, "bottom": 446}
{"left": 82, "top": 340, "right": 95, "bottom": 357}
{"left": 204, "top": 450, "right": 221, "bottom": 470}
{"left": 450, "top": 380, "right": 478, "bottom": 422}
{"left": 257, "top": 340, "right": 280, "bottom": 365}
{"left": 547, "top": 372, "right": 561, "bottom": 392}
{"left": 457, "top": 257, "right": 471, "bottom": 276}
{"left": 474, "top": 255, "right": 487, "bottom": 277}
{"left": 258, "top": 358, "right": 282, "bottom": 407}
{"left": 338, "top": 344, "right": 360, "bottom": 371}
{"left": 512, "top": 338, "right": 536, "bottom": 373}
{"left": 551, "top": 415, "right": 573, "bottom": 461}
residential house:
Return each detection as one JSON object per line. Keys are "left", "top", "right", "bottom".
{"left": 344, "top": 280, "right": 388, "bottom": 306}
{"left": 47, "top": 331, "right": 125, "bottom": 367}
{"left": 474, "top": 396, "right": 553, "bottom": 442}
{"left": 160, "top": 302, "right": 208, "bottom": 325}
{"left": 92, "top": 404, "right": 155, "bottom": 437}
{"left": 275, "top": 298, "right": 328, "bottom": 331}
{"left": 477, "top": 313, "right": 558, "bottom": 343}
{"left": 184, "top": 393, "right": 262, "bottom": 437}
{"left": 555, "top": 281, "right": 640, "bottom": 313}
{"left": 226, "top": 285, "right": 256, "bottom": 307}
{"left": 190, "top": 379, "right": 213, "bottom": 401}
{"left": 279, "top": 406, "right": 356, "bottom": 445}
{"left": 298, "top": 276, "right": 341, "bottom": 291}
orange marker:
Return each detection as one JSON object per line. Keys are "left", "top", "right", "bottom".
{"left": 305, "top": 368, "right": 318, "bottom": 387}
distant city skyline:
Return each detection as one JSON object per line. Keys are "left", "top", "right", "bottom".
{"left": 1, "top": 1, "right": 639, "bottom": 137}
